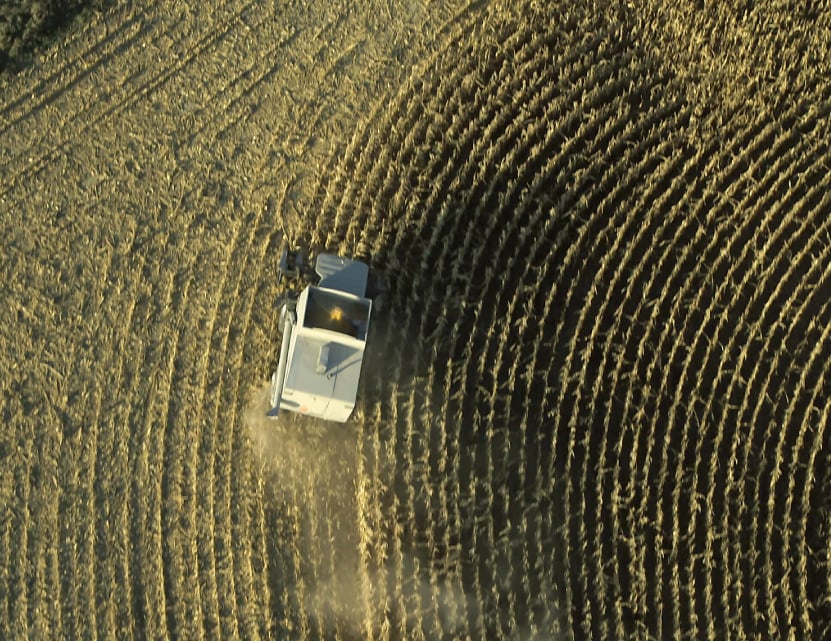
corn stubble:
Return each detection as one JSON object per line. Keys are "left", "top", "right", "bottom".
{"left": 2, "top": 0, "right": 831, "bottom": 640}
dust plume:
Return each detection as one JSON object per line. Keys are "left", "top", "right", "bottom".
{"left": 243, "top": 382, "right": 366, "bottom": 638}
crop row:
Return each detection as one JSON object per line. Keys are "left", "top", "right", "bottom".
{"left": 306, "top": 2, "right": 831, "bottom": 640}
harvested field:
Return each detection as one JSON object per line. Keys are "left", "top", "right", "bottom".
{"left": 1, "top": 1, "right": 830, "bottom": 640}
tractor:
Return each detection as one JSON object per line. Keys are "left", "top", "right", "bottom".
{"left": 268, "top": 247, "right": 374, "bottom": 422}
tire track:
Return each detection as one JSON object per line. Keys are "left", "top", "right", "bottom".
{"left": 0, "top": 6, "right": 153, "bottom": 128}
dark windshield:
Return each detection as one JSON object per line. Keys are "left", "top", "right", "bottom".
{"left": 303, "top": 287, "right": 370, "bottom": 340}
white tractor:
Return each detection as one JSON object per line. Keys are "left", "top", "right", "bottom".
{"left": 268, "top": 247, "right": 374, "bottom": 422}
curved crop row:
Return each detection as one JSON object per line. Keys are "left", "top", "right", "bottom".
{"left": 301, "top": 3, "right": 831, "bottom": 640}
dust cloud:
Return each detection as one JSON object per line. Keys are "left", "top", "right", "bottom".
{"left": 243, "top": 382, "right": 366, "bottom": 638}
{"left": 242, "top": 383, "right": 564, "bottom": 640}
{"left": 243, "top": 382, "right": 359, "bottom": 499}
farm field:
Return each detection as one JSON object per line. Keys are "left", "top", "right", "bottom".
{"left": 1, "top": 1, "right": 830, "bottom": 640}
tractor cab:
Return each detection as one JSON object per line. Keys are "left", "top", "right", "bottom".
{"left": 268, "top": 250, "right": 373, "bottom": 422}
